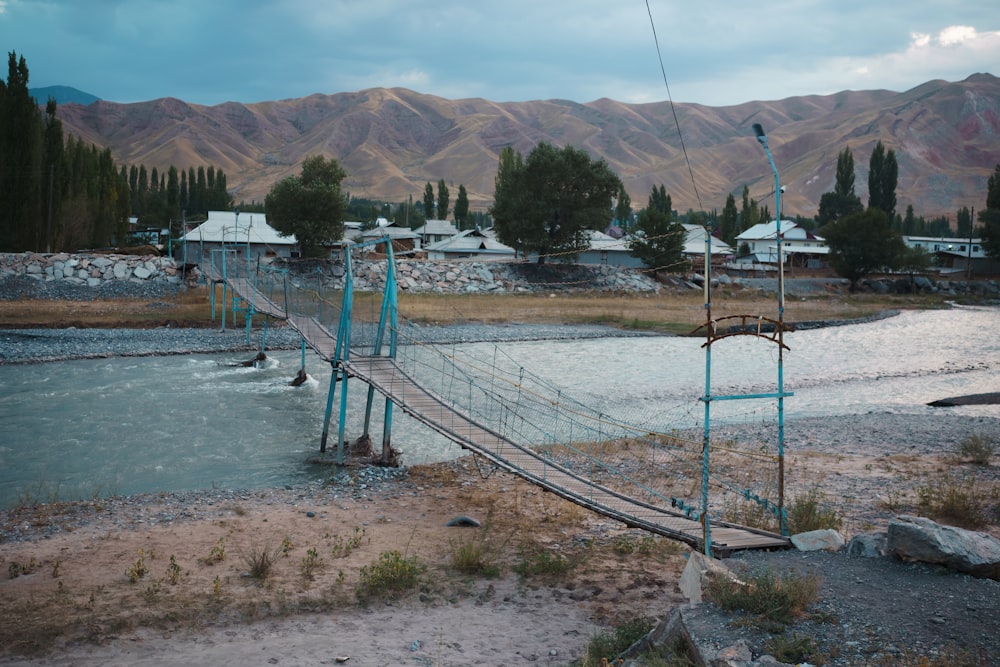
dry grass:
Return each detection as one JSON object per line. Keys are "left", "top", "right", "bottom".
{"left": 0, "top": 287, "right": 221, "bottom": 328}
{"left": 396, "top": 288, "right": 929, "bottom": 334}
{"left": 0, "top": 460, "right": 690, "bottom": 657}
{"left": 0, "top": 281, "right": 947, "bottom": 333}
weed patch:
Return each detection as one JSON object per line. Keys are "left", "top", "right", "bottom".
{"left": 916, "top": 472, "right": 994, "bottom": 530}
{"left": 704, "top": 566, "right": 821, "bottom": 630}
{"left": 356, "top": 550, "right": 422, "bottom": 600}
{"left": 954, "top": 433, "right": 996, "bottom": 466}
{"left": 238, "top": 540, "right": 284, "bottom": 582}
{"left": 786, "top": 486, "right": 843, "bottom": 533}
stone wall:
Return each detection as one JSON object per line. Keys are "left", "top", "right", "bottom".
{"left": 275, "top": 257, "right": 665, "bottom": 294}
{"left": 0, "top": 252, "right": 184, "bottom": 288}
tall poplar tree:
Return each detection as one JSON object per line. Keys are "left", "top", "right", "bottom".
{"left": 436, "top": 179, "right": 450, "bottom": 220}
{"left": 0, "top": 51, "right": 43, "bottom": 251}
{"left": 454, "top": 184, "right": 470, "bottom": 229}
{"left": 868, "top": 140, "right": 898, "bottom": 218}
{"left": 422, "top": 182, "right": 435, "bottom": 220}
{"left": 978, "top": 164, "right": 1000, "bottom": 260}
{"left": 817, "top": 147, "right": 863, "bottom": 226}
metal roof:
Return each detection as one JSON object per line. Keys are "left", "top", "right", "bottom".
{"left": 180, "top": 211, "right": 297, "bottom": 246}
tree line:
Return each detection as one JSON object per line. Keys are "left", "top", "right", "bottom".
{"left": 0, "top": 51, "right": 233, "bottom": 253}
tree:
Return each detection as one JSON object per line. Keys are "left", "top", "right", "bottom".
{"left": 817, "top": 147, "right": 863, "bottom": 226}
{"left": 718, "top": 193, "right": 739, "bottom": 246}
{"left": 649, "top": 184, "right": 671, "bottom": 215}
{"left": 835, "top": 147, "right": 857, "bottom": 198}
{"left": 436, "top": 179, "right": 449, "bottom": 220}
{"left": 955, "top": 206, "right": 973, "bottom": 237}
{"left": 422, "top": 182, "right": 435, "bottom": 219}
{"left": 739, "top": 185, "right": 760, "bottom": 232}
{"left": 868, "top": 141, "right": 898, "bottom": 218}
{"left": 628, "top": 186, "right": 688, "bottom": 272}
{"left": 614, "top": 184, "right": 632, "bottom": 229}
{"left": 265, "top": 155, "right": 347, "bottom": 256}
{"left": 979, "top": 164, "right": 1000, "bottom": 260}
{"left": 0, "top": 51, "right": 43, "bottom": 251}
{"left": 490, "top": 141, "right": 622, "bottom": 263}
{"left": 898, "top": 245, "right": 934, "bottom": 291}
{"left": 453, "top": 184, "right": 470, "bottom": 229}
{"left": 823, "top": 208, "right": 906, "bottom": 290}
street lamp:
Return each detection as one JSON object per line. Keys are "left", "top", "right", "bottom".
{"left": 752, "top": 122, "right": 788, "bottom": 536}
{"left": 752, "top": 123, "right": 783, "bottom": 313}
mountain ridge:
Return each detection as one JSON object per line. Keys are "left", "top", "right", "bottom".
{"left": 50, "top": 74, "right": 1000, "bottom": 220}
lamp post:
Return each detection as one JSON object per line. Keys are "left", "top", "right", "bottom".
{"left": 752, "top": 122, "right": 788, "bottom": 535}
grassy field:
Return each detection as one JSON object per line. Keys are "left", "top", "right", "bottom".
{"left": 0, "top": 284, "right": 950, "bottom": 333}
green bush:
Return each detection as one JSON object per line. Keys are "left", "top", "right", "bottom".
{"left": 786, "top": 487, "right": 842, "bottom": 534}
{"left": 955, "top": 433, "right": 996, "bottom": 466}
{"left": 357, "top": 550, "right": 422, "bottom": 600}
{"left": 513, "top": 547, "right": 580, "bottom": 578}
{"left": 704, "top": 566, "right": 821, "bottom": 630}
{"left": 581, "top": 616, "right": 655, "bottom": 666}
{"left": 917, "top": 473, "right": 990, "bottom": 530}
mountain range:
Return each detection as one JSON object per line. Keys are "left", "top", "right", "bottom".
{"left": 50, "top": 74, "right": 1000, "bottom": 221}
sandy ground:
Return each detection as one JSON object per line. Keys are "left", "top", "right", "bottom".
{"left": 0, "top": 459, "right": 689, "bottom": 666}
{"left": 2, "top": 413, "right": 998, "bottom": 665}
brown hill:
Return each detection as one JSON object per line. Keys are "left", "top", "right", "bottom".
{"left": 54, "top": 74, "right": 1000, "bottom": 220}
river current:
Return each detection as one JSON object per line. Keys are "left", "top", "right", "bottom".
{"left": 1, "top": 306, "right": 997, "bottom": 508}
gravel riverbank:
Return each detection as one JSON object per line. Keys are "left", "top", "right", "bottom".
{"left": 0, "top": 323, "right": 657, "bottom": 365}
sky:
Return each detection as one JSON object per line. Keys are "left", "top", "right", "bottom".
{"left": 3, "top": 0, "right": 999, "bottom": 108}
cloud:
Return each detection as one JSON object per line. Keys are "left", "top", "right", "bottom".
{"left": 6, "top": 0, "right": 999, "bottom": 107}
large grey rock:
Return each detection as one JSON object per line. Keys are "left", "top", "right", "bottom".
{"left": 888, "top": 515, "right": 1000, "bottom": 580}
{"left": 620, "top": 605, "right": 795, "bottom": 667}
{"left": 846, "top": 531, "right": 887, "bottom": 558}
{"left": 679, "top": 550, "right": 736, "bottom": 604}
{"left": 791, "top": 528, "right": 845, "bottom": 552}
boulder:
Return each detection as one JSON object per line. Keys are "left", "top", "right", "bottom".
{"left": 679, "top": 550, "right": 737, "bottom": 604}
{"left": 791, "top": 528, "right": 845, "bottom": 552}
{"left": 846, "top": 531, "right": 887, "bottom": 558}
{"left": 887, "top": 515, "right": 1000, "bottom": 580}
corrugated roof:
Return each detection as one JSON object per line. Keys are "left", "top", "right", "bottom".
{"left": 424, "top": 229, "right": 515, "bottom": 255}
{"left": 414, "top": 219, "right": 459, "bottom": 236}
{"left": 180, "top": 211, "right": 297, "bottom": 246}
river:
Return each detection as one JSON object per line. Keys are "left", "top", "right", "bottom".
{"left": 1, "top": 306, "right": 997, "bottom": 508}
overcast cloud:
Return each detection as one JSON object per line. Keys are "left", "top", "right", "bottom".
{"left": 3, "top": 0, "right": 998, "bottom": 107}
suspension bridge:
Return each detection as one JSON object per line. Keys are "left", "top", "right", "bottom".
{"left": 201, "top": 240, "right": 791, "bottom": 557}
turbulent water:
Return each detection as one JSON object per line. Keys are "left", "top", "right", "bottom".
{"left": 1, "top": 306, "right": 997, "bottom": 508}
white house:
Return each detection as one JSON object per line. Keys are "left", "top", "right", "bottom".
{"left": 576, "top": 229, "right": 642, "bottom": 267}
{"left": 903, "top": 235, "right": 994, "bottom": 275}
{"left": 424, "top": 228, "right": 516, "bottom": 260}
{"left": 413, "top": 219, "right": 459, "bottom": 246}
{"left": 735, "top": 220, "right": 827, "bottom": 268}
{"left": 179, "top": 211, "right": 298, "bottom": 263}
{"left": 682, "top": 224, "right": 735, "bottom": 260}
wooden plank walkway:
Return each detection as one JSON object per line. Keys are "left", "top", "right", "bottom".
{"left": 345, "top": 355, "right": 790, "bottom": 556}
{"left": 207, "top": 263, "right": 790, "bottom": 554}
{"left": 206, "top": 266, "right": 340, "bottom": 362}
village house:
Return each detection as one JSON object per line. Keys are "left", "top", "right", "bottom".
{"left": 424, "top": 228, "right": 516, "bottom": 260}
{"left": 903, "top": 235, "right": 995, "bottom": 276}
{"left": 178, "top": 210, "right": 299, "bottom": 264}
{"left": 732, "top": 220, "right": 828, "bottom": 271}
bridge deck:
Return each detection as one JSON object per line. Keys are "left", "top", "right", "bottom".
{"left": 210, "top": 266, "right": 791, "bottom": 555}
{"left": 208, "top": 268, "right": 339, "bottom": 362}
{"left": 345, "top": 355, "right": 790, "bottom": 556}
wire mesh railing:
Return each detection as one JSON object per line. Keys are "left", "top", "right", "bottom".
{"left": 205, "top": 246, "right": 787, "bottom": 538}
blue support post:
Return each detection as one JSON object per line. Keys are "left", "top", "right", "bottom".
{"left": 754, "top": 122, "right": 789, "bottom": 536}
{"left": 700, "top": 229, "right": 713, "bottom": 556}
